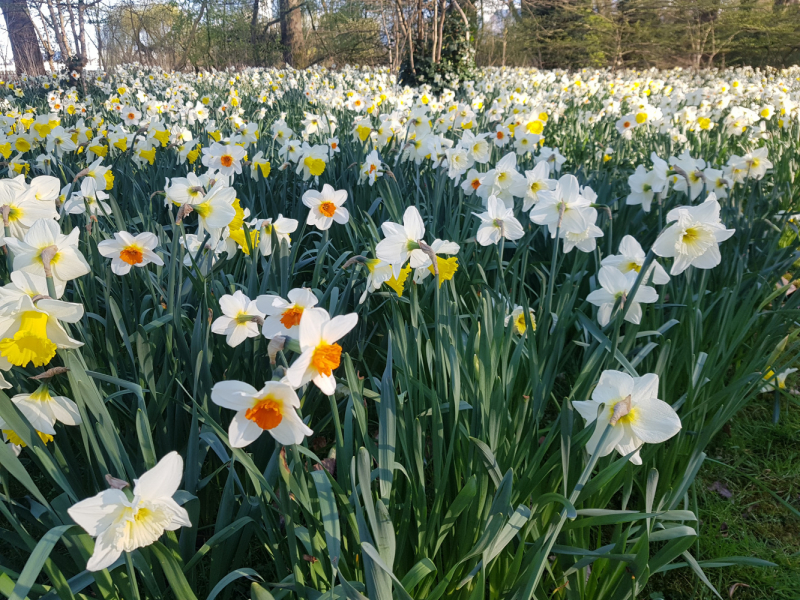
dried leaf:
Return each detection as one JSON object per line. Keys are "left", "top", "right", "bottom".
{"left": 708, "top": 481, "right": 733, "bottom": 499}
{"left": 729, "top": 583, "right": 750, "bottom": 598}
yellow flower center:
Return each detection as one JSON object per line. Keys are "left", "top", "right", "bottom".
{"left": 312, "top": 342, "right": 343, "bottom": 377}
{"left": 0, "top": 311, "right": 57, "bottom": 367}
{"left": 246, "top": 395, "right": 284, "bottom": 429}
{"left": 3, "top": 429, "right": 53, "bottom": 446}
{"left": 386, "top": 265, "right": 411, "bottom": 295}
{"left": 428, "top": 256, "right": 458, "bottom": 287}
{"left": 304, "top": 157, "right": 326, "bottom": 177}
{"left": 229, "top": 228, "right": 259, "bottom": 255}
{"left": 608, "top": 399, "right": 637, "bottom": 425}
{"left": 193, "top": 201, "right": 211, "bottom": 218}
{"left": 229, "top": 199, "right": 245, "bottom": 230}
{"left": 220, "top": 154, "right": 234, "bottom": 168}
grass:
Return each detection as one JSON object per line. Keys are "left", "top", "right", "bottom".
{"left": 646, "top": 389, "right": 800, "bottom": 599}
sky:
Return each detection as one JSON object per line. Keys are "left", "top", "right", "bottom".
{"left": 0, "top": 6, "right": 101, "bottom": 74}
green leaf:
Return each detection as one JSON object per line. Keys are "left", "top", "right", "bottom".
{"left": 9, "top": 525, "right": 75, "bottom": 600}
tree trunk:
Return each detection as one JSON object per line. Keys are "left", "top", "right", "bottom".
{"left": 0, "top": 0, "right": 46, "bottom": 75}
{"left": 250, "top": 0, "right": 260, "bottom": 64}
{"left": 44, "top": 0, "right": 70, "bottom": 60}
{"left": 280, "top": 0, "right": 304, "bottom": 67}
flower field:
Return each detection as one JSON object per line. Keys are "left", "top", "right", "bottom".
{"left": 0, "top": 64, "right": 798, "bottom": 600}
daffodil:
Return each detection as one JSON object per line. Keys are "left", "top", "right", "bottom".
{"left": 302, "top": 184, "right": 349, "bottom": 230}
{"left": 296, "top": 144, "right": 328, "bottom": 181}
{"left": 359, "top": 258, "right": 393, "bottom": 304}
{"left": 5, "top": 219, "right": 91, "bottom": 287}
{"left": 474, "top": 195, "right": 525, "bottom": 246}
{"left": 257, "top": 288, "right": 319, "bottom": 339}
{"left": 211, "top": 290, "right": 265, "bottom": 347}
{"left": 376, "top": 206, "right": 428, "bottom": 276}
{"left": 586, "top": 266, "right": 658, "bottom": 327}
{"left": 573, "top": 370, "right": 682, "bottom": 465}
{"left": 761, "top": 368, "right": 797, "bottom": 393}
{"left": 98, "top": 231, "right": 164, "bottom": 275}
{"left": 412, "top": 239, "right": 460, "bottom": 286}
{"left": 0, "top": 180, "right": 58, "bottom": 239}
{"left": 63, "top": 178, "right": 112, "bottom": 216}
{"left": 529, "top": 174, "right": 593, "bottom": 236}
{"left": 0, "top": 294, "right": 84, "bottom": 367}
{"left": 652, "top": 194, "right": 735, "bottom": 275}
{"left": 286, "top": 308, "right": 358, "bottom": 395}
{"left": 67, "top": 452, "right": 191, "bottom": 571}
{"left": 12, "top": 384, "right": 81, "bottom": 430}
{"left": 211, "top": 379, "right": 312, "bottom": 447}
{"left": 182, "top": 180, "right": 237, "bottom": 243}
{"left": 522, "top": 162, "right": 556, "bottom": 211}
{"left": 256, "top": 215, "right": 298, "bottom": 256}
{"left": 505, "top": 305, "right": 536, "bottom": 334}
{"left": 201, "top": 142, "right": 245, "bottom": 176}
{"left": 601, "top": 235, "right": 670, "bottom": 285}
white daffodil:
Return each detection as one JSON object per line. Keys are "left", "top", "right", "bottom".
{"left": 179, "top": 233, "right": 228, "bottom": 273}
{"left": 3, "top": 270, "right": 65, "bottom": 301}
{"left": 98, "top": 232, "right": 163, "bottom": 276}
{"left": 359, "top": 258, "right": 393, "bottom": 304}
{"left": 165, "top": 172, "right": 206, "bottom": 206}
{"left": 12, "top": 384, "right": 81, "bottom": 430}
{"left": 652, "top": 194, "right": 735, "bottom": 275}
{"left": 529, "top": 174, "right": 593, "bottom": 236}
{"left": 184, "top": 180, "right": 237, "bottom": 244}
{"left": 0, "top": 178, "right": 58, "bottom": 239}
{"left": 67, "top": 452, "right": 191, "bottom": 571}
{"left": 376, "top": 206, "right": 428, "bottom": 277}
{"left": 302, "top": 184, "right": 349, "bottom": 231}
{"left": 23, "top": 175, "right": 61, "bottom": 203}
{"left": 201, "top": 142, "right": 246, "bottom": 176}
{"left": 474, "top": 194, "right": 525, "bottom": 246}
{"left": 359, "top": 149, "right": 383, "bottom": 185}
{"left": 286, "top": 308, "right": 358, "bottom": 395}
{"left": 211, "top": 379, "right": 312, "bottom": 447}
{"left": 586, "top": 266, "right": 658, "bottom": 327}
{"left": 63, "top": 178, "right": 112, "bottom": 216}
{"left": 601, "top": 235, "right": 670, "bottom": 285}
{"left": 257, "top": 215, "right": 298, "bottom": 256}
{"left": 573, "top": 370, "right": 682, "bottom": 465}
{"left": 211, "top": 290, "right": 265, "bottom": 347}
{"left": 6, "top": 219, "right": 91, "bottom": 287}
{"left": 626, "top": 165, "right": 661, "bottom": 213}
{"left": 256, "top": 288, "right": 319, "bottom": 340}
{"left": 522, "top": 162, "right": 557, "bottom": 212}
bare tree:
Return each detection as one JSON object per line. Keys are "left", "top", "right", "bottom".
{"left": 0, "top": 0, "right": 46, "bottom": 75}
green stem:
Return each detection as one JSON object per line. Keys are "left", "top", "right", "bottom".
{"left": 45, "top": 275, "right": 57, "bottom": 299}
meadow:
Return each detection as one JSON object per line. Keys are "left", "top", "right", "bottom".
{"left": 0, "top": 64, "right": 798, "bottom": 600}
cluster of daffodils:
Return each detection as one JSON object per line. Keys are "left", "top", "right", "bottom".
{"left": 627, "top": 148, "right": 772, "bottom": 210}
{"left": 0, "top": 62, "right": 793, "bottom": 577}
{"left": 211, "top": 298, "right": 357, "bottom": 447}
